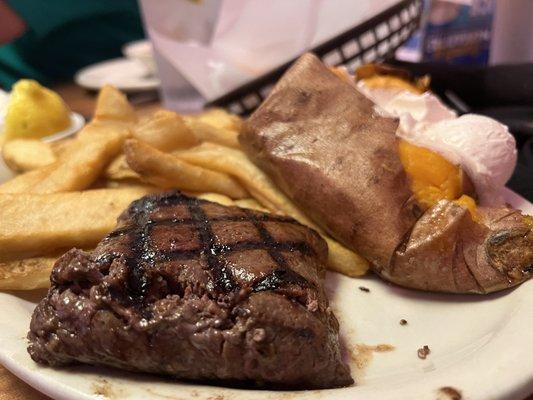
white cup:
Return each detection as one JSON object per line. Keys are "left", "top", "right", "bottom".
{"left": 122, "top": 40, "right": 158, "bottom": 76}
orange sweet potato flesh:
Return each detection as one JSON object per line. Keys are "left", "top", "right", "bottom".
{"left": 398, "top": 140, "right": 479, "bottom": 220}
{"left": 241, "top": 53, "right": 533, "bottom": 294}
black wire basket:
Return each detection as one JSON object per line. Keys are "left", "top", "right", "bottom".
{"left": 207, "top": 0, "right": 423, "bottom": 115}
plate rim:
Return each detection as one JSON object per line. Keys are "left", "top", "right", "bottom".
{"left": 74, "top": 58, "right": 160, "bottom": 92}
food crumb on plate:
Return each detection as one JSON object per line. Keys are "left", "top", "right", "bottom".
{"left": 358, "top": 286, "right": 370, "bottom": 292}
{"left": 417, "top": 345, "right": 431, "bottom": 359}
{"left": 400, "top": 319, "right": 408, "bottom": 325}
{"left": 437, "top": 386, "right": 462, "bottom": 400}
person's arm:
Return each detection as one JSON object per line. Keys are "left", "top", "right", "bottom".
{"left": 0, "top": 0, "right": 27, "bottom": 44}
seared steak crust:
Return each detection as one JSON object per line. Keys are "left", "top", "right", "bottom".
{"left": 28, "top": 192, "right": 352, "bottom": 389}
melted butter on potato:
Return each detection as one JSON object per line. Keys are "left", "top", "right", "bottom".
{"left": 398, "top": 140, "right": 478, "bottom": 220}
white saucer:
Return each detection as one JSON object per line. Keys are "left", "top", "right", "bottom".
{"left": 74, "top": 58, "right": 160, "bottom": 92}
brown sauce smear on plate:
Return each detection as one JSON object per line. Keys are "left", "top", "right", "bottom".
{"left": 352, "top": 344, "right": 395, "bottom": 370}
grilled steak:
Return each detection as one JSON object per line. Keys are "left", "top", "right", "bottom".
{"left": 28, "top": 191, "right": 352, "bottom": 389}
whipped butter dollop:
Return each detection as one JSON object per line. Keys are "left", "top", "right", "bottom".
{"left": 356, "top": 80, "right": 517, "bottom": 206}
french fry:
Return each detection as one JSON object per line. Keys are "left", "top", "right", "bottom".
{"left": 105, "top": 154, "right": 140, "bottom": 181}
{"left": 234, "top": 198, "right": 268, "bottom": 212}
{"left": 174, "top": 143, "right": 311, "bottom": 221}
{"left": 37, "top": 127, "right": 129, "bottom": 193}
{"left": 103, "top": 180, "right": 153, "bottom": 190}
{"left": 93, "top": 84, "right": 137, "bottom": 123}
{"left": 133, "top": 110, "right": 198, "bottom": 151}
{"left": 0, "top": 166, "right": 53, "bottom": 194}
{"left": 0, "top": 127, "right": 128, "bottom": 194}
{"left": 324, "top": 237, "right": 370, "bottom": 277}
{"left": 0, "top": 187, "right": 154, "bottom": 261}
{"left": 2, "top": 139, "right": 56, "bottom": 172}
{"left": 124, "top": 139, "right": 248, "bottom": 199}
{"left": 195, "top": 194, "right": 270, "bottom": 213}
{"left": 49, "top": 137, "right": 74, "bottom": 157}
{"left": 196, "top": 108, "right": 244, "bottom": 132}
{"left": 175, "top": 143, "right": 370, "bottom": 275}
{"left": 0, "top": 85, "right": 135, "bottom": 194}
{"left": 183, "top": 117, "right": 240, "bottom": 148}
{"left": 0, "top": 256, "right": 58, "bottom": 290}
{"left": 196, "top": 192, "right": 235, "bottom": 206}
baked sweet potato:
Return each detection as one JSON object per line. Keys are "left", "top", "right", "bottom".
{"left": 241, "top": 53, "right": 533, "bottom": 294}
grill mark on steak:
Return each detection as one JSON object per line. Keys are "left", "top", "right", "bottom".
{"left": 104, "top": 193, "right": 315, "bottom": 297}
{"left": 243, "top": 209, "right": 311, "bottom": 293}
{"left": 105, "top": 215, "right": 299, "bottom": 239}
{"left": 253, "top": 268, "right": 309, "bottom": 292}
{"left": 164, "top": 240, "right": 315, "bottom": 261}
{"left": 187, "top": 197, "right": 240, "bottom": 293}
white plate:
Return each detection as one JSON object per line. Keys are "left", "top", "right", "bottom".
{"left": 0, "top": 188, "right": 532, "bottom": 400}
{"left": 74, "top": 58, "right": 160, "bottom": 92}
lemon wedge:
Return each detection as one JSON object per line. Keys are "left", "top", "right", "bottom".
{"left": 3, "top": 80, "right": 71, "bottom": 141}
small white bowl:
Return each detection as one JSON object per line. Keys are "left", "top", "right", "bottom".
{"left": 41, "top": 112, "right": 85, "bottom": 143}
{"left": 0, "top": 111, "right": 85, "bottom": 183}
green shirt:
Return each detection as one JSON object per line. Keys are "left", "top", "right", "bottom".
{"left": 0, "top": 0, "right": 145, "bottom": 89}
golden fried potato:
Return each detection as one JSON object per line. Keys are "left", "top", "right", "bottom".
{"left": 183, "top": 117, "right": 240, "bottom": 148}
{"left": 0, "top": 85, "right": 135, "bottom": 194}
{"left": 133, "top": 110, "right": 198, "bottom": 151}
{"left": 124, "top": 139, "right": 248, "bottom": 199}
{"left": 0, "top": 256, "right": 57, "bottom": 290}
{"left": 175, "top": 143, "right": 370, "bottom": 275}
{"left": 0, "top": 187, "right": 154, "bottom": 261}
{"left": 49, "top": 137, "right": 74, "bottom": 157}
{"left": 234, "top": 198, "right": 268, "bottom": 212}
{"left": 196, "top": 192, "right": 235, "bottom": 206}
{"left": 0, "top": 167, "right": 53, "bottom": 194}
{"left": 2, "top": 139, "right": 56, "bottom": 172}
{"left": 324, "top": 237, "right": 370, "bottom": 277}
{"left": 105, "top": 154, "right": 140, "bottom": 181}
{"left": 103, "top": 180, "right": 153, "bottom": 190}
{"left": 195, "top": 194, "right": 270, "bottom": 213}
{"left": 93, "top": 84, "right": 137, "bottom": 123}
{"left": 41, "top": 127, "right": 128, "bottom": 192}
{"left": 196, "top": 108, "right": 243, "bottom": 132}
{"left": 0, "top": 126, "right": 128, "bottom": 194}
{"left": 174, "top": 143, "right": 310, "bottom": 220}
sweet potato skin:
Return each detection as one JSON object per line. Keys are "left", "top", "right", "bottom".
{"left": 242, "top": 53, "right": 419, "bottom": 271}
{"left": 242, "top": 53, "right": 533, "bottom": 294}
{"left": 387, "top": 201, "right": 533, "bottom": 293}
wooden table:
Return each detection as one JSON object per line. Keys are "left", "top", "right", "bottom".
{"left": 52, "top": 83, "right": 161, "bottom": 119}
{"left": 0, "top": 367, "right": 51, "bottom": 400}
{"left": 0, "top": 82, "right": 161, "bottom": 400}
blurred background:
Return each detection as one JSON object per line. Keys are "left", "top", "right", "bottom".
{"left": 0, "top": 0, "right": 531, "bottom": 200}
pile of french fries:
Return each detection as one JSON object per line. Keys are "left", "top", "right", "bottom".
{"left": 0, "top": 85, "right": 369, "bottom": 291}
